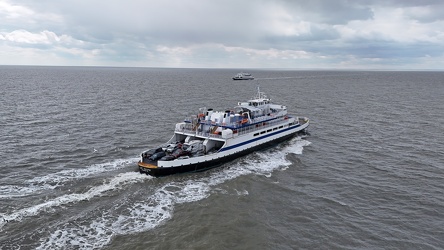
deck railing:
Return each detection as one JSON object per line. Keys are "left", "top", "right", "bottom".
{"left": 175, "top": 116, "right": 300, "bottom": 139}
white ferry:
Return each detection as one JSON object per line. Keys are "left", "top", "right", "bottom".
{"left": 232, "top": 72, "right": 254, "bottom": 80}
{"left": 138, "top": 86, "right": 309, "bottom": 177}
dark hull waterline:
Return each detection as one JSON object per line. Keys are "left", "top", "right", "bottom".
{"left": 139, "top": 131, "right": 303, "bottom": 177}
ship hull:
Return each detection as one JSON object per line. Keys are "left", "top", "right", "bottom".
{"left": 139, "top": 128, "right": 307, "bottom": 177}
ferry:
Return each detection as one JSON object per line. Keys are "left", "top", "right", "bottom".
{"left": 138, "top": 86, "right": 309, "bottom": 177}
{"left": 232, "top": 72, "right": 254, "bottom": 80}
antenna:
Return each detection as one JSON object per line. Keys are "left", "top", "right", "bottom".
{"left": 254, "top": 81, "right": 267, "bottom": 100}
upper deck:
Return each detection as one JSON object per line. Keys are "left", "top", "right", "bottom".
{"left": 174, "top": 86, "right": 307, "bottom": 140}
{"left": 175, "top": 115, "right": 303, "bottom": 140}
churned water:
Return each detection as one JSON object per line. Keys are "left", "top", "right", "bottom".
{"left": 1, "top": 66, "right": 443, "bottom": 249}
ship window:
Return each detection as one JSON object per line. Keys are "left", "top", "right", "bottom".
{"left": 254, "top": 133, "right": 259, "bottom": 136}
{"left": 260, "top": 131, "right": 266, "bottom": 134}
{"left": 267, "top": 129, "right": 272, "bottom": 132}
{"left": 273, "top": 127, "right": 277, "bottom": 131}
{"left": 279, "top": 126, "right": 283, "bottom": 129}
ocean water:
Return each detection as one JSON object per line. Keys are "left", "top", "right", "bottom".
{"left": 1, "top": 66, "right": 443, "bottom": 249}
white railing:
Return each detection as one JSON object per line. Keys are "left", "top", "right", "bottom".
{"left": 176, "top": 116, "right": 297, "bottom": 138}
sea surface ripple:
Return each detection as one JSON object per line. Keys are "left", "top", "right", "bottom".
{"left": 1, "top": 66, "right": 443, "bottom": 249}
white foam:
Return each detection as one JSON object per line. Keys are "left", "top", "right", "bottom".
{"left": 235, "top": 189, "right": 249, "bottom": 196}
{"left": 0, "top": 185, "right": 43, "bottom": 199}
{"left": 0, "top": 172, "right": 151, "bottom": 230}
{"left": 27, "top": 157, "right": 139, "bottom": 187}
{"left": 37, "top": 183, "right": 175, "bottom": 249}
{"left": 282, "top": 136, "right": 311, "bottom": 155}
{"left": 0, "top": 158, "right": 138, "bottom": 199}
{"left": 37, "top": 138, "right": 311, "bottom": 249}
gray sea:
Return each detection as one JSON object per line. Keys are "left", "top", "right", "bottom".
{"left": 1, "top": 66, "right": 443, "bottom": 249}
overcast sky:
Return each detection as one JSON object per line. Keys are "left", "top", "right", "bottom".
{"left": 1, "top": 0, "right": 443, "bottom": 69}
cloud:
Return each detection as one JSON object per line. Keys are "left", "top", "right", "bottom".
{"left": 0, "top": 0, "right": 62, "bottom": 30}
{"left": 0, "top": 30, "right": 80, "bottom": 46}
{"left": 0, "top": 0, "right": 34, "bottom": 19}
{"left": 1, "top": 0, "right": 444, "bottom": 69}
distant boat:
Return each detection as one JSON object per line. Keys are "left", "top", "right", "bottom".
{"left": 232, "top": 72, "right": 254, "bottom": 80}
